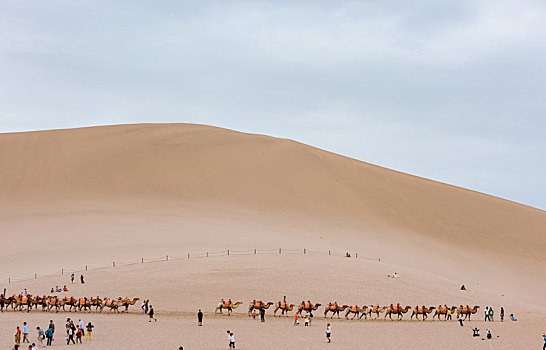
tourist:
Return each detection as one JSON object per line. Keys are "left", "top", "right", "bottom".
{"left": 446, "top": 307, "right": 452, "bottom": 320}
{"left": 71, "top": 274, "right": 75, "bottom": 285}
{"left": 472, "top": 327, "right": 480, "bottom": 337}
{"left": 36, "top": 327, "right": 44, "bottom": 346}
{"left": 326, "top": 323, "right": 332, "bottom": 343}
{"left": 23, "top": 289, "right": 28, "bottom": 296}
{"left": 489, "top": 307, "right": 494, "bottom": 321}
{"left": 63, "top": 285, "right": 68, "bottom": 292}
{"left": 15, "top": 326, "right": 21, "bottom": 345}
{"left": 510, "top": 313, "right": 518, "bottom": 321}
{"left": 141, "top": 300, "right": 147, "bottom": 314}
{"left": 66, "top": 326, "right": 75, "bottom": 345}
{"left": 47, "top": 320, "right": 55, "bottom": 345}
{"left": 80, "top": 275, "right": 85, "bottom": 284}
{"left": 294, "top": 311, "right": 299, "bottom": 325}
{"left": 198, "top": 309, "right": 203, "bottom": 326}
{"left": 484, "top": 307, "right": 489, "bottom": 321}
{"left": 22, "top": 322, "right": 29, "bottom": 343}
{"left": 178, "top": 347, "right": 183, "bottom": 350}
{"left": 542, "top": 333, "right": 545, "bottom": 350}
{"left": 86, "top": 322, "right": 94, "bottom": 340}
{"left": 12, "top": 345, "right": 19, "bottom": 350}
{"left": 260, "top": 308, "right": 265, "bottom": 322}
{"left": 31, "top": 343, "right": 37, "bottom": 350}
{"left": 461, "top": 285, "right": 466, "bottom": 290}
{"left": 486, "top": 329, "right": 492, "bottom": 339}
{"left": 75, "top": 326, "right": 83, "bottom": 343}
{"left": 500, "top": 307, "right": 504, "bottom": 322}
{"left": 229, "top": 332, "right": 235, "bottom": 349}
{"left": 458, "top": 312, "right": 464, "bottom": 326}
{"left": 309, "top": 310, "right": 314, "bottom": 325}
{"left": 149, "top": 305, "right": 156, "bottom": 322}
{"left": 304, "top": 315, "right": 310, "bottom": 326}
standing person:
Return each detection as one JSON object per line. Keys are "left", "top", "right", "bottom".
{"left": 15, "top": 326, "right": 22, "bottom": 345}
{"left": 141, "top": 300, "right": 147, "bottom": 314}
{"left": 489, "top": 307, "right": 494, "bottom": 322}
{"left": 229, "top": 332, "right": 235, "bottom": 349}
{"left": 500, "top": 307, "right": 504, "bottom": 322}
{"left": 304, "top": 315, "right": 310, "bottom": 326}
{"left": 75, "top": 326, "right": 83, "bottom": 343}
{"left": 326, "top": 323, "right": 332, "bottom": 343}
{"left": 260, "top": 308, "right": 265, "bottom": 322}
{"left": 47, "top": 320, "right": 55, "bottom": 344}
{"left": 197, "top": 309, "right": 203, "bottom": 326}
{"left": 36, "top": 327, "right": 44, "bottom": 346}
{"left": 22, "top": 322, "right": 29, "bottom": 343}
{"left": 70, "top": 274, "right": 75, "bottom": 285}
{"left": 149, "top": 305, "right": 156, "bottom": 322}
{"left": 458, "top": 312, "right": 464, "bottom": 326}
{"left": 486, "top": 329, "right": 492, "bottom": 339}
{"left": 80, "top": 275, "right": 85, "bottom": 284}
{"left": 294, "top": 312, "right": 299, "bottom": 326}
{"left": 542, "top": 333, "right": 546, "bottom": 350}
{"left": 309, "top": 310, "right": 314, "bottom": 325}
{"left": 226, "top": 330, "right": 231, "bottom": 349}
{"left": 31, "top": 343, "right": 38, "bottom": 350}
{"left": 45, "top": 327, "right": 53, "bottom": 346}
{"left": 447, "top": 308, "right": 452, "bottom": 321}
{"left": 484, "top": 307, "right": 489, "bottom": 321}
{"left": 78, "top": 319, "right": 85, "bottom": 337}
{"left": 85, "top": 322, "right": 94, "bottom": 340}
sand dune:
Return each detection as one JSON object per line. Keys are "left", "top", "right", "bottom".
{"left": 0, "top": 123, "right": 545, "bottom": 349}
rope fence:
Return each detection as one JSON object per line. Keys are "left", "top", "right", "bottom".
{"left": 2, "top": 248, "right": 381, "bottom": 285}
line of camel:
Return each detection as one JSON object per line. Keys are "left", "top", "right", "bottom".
{"left": 0, "top": 294, "right": 139, "bottom": 313}
{"left": 215, "top": 299, "right": 481, "bottom": 321}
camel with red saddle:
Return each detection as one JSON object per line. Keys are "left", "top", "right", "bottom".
{"left": 47, "top": 297, "right": 66, "bottom": 312}
{"left": 457, "top": 305, "right": 480, "bottom": 320}
{"left": 64, "top": 296, "right": 79, "bottom": 312}
{"left": 384, "top": 304, "right": 412, "bottom": 321}
{"left": 324, "top": 303, "right": 349, "bottom": 318}
{"left": 101, "top": 298, "right": 121, "bottom": 312}
{"left": 273, "top": 301, "right": 295, "bottom": 317}
{"left": 119, "top": 297, "right": 140, "bottom": 312}
{"left": 248, "top": 300, "right": 274, "bottom": 316}
{"left": 432, "top": 306, "right": 457, "bottom": 321}
{"left": 297, "top": 302, "right": 322, "bottom": 315}
{"left": 15, "top": 295, "right": 34, "bottom": 312}
{"left": 366, "top": 305, "right": 387, "bottom": 320}
{"left": 345, "top": 305, "right": 368, "bottom": 319}
{"left": 215, "top": 300, "right": 243, "bottom": 315}
{"left": 32, "top": 295, "right": 49, "bottom": 311}
{"left": 410, "top": 306, "right": 436, "bottom": 321}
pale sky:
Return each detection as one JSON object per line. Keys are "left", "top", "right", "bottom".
{"left": 1, "top": 0, "right": 545, "bottom": 209}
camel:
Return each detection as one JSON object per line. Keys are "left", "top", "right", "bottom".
{"left": 345, "top": 305, "right": 368, "bottom": 319}
{"left": 248, "top": 300, "right": 274, "bottom": 317}
{"left": 215, "top": 300, "right": 243, "bottom": 315}
{"left": 366, "top": 305, "right": 387, "bottom": 320}
{"left": 410, "top": 306, "right": 436, "bottom": 321}
{"left": 432, "top": 306, "right": 457, "bottom": 321}
{"left": 91, "top": 297, "right": 103, "bottom": 311}
{"left": 324, "top": 303, "right": 349, "bottom": 319}
{"left": 47, "top": 297, "right": 65, "bottom": 313}
{"left": 0, "top": 295, "right": 13, "bottom": 312}
{"left": 64, "top": 296, "right": 79, "bottom": 312}
{"left": 16, "top": 295, "right": 33, "bottom": 312}
{"left": 78, "top": 298, "right": 92, "bottom": 312}
{"left": 457, "top": 305, "right": 480, "bottom": 321}
{"left": 273, "top": 301, "right": 295, "bottom": 317}
{"left": 384, "top": 305, "right": 412, "bottom": 321}
{"left": 119, "top": 297, "right": 140, "bottom": 312}
{"left": 32, "top": 295, "right": 48, "bottom": 311}
{"left": 101, "top": 298, "right": 121, "bottom": 313}
{"left": 297, "top": 301, "right": 322, "bottom": 315}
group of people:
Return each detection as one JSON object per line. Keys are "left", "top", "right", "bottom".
{"left": 294, "top": 310, "right": 314, "bottom": 326}
{"left": 12, "top": 318, "right": 94, "bottom": 349}
{"left": 141, "top": 299, "right": 156, "bottom": 322}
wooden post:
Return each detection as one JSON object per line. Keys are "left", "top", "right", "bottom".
{"left": 329, "top": 250, "right": 331, "bottom": 256}
{"left": 35, "top": 273, "right": 37, "bottom": 279}
{"left": 254, "top": 249, "right": 257, "bottom": 254}
{"left": 188, "top": 253, "right": 190, "bottom": 259}
{"left": 227, "top": 249, "right": 230, "bottom": 256}
{"left": 85, "top": 265, "right": 88, "bottom": 271}
{"left": 62, "top": 269, "right": 64, "bottom": 275}
{"left": 166, "top": 255, "right": 169, "bottom": 261}
{"left": 206, "top": 252, "right": 209, "bottom": 257}
{"left": 8, "top": 278, "right": 10, "bottom": 284}
{"left": 113, "top": 261, "right": 115, "bottom": 268}
{"left": 142, "top": 258, "right": 144, "bottom": 264}
{"left": 279, "top": 248, "right": 281, "bottom": 254}
{"left": 304, "top": 248, "right": 306, "bottom": 254}
{"left": 355, "top": 253, "right": 358, "bottom": 258}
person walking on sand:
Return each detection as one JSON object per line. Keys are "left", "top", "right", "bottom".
{"left": 80, "top": 275, "right": 85, "bottom": 284}
{"left": 78, "top": 319, "right": 85, "bottom": 336}
{"left": 148, "top": 305, "right": 156, "bottom": 322}
{"left": 294, "top": 312, "right": 299, "bottom": 326}
{"left": 71, "top": 274, "right": 75, "bottom": 285}
{"left": 15, "top": 326, "right": 22, "bottom": 345}
{"left": 66, "top": 326, "right": 75, "bottom": 345}
{"left": 75, "top": 326, "right": 83, "bottom": 343}
{"left": 489, "top": 307, "right": 494, "bottom": 321}
{"left": 542, "top": 333, "right": 546, "bottom": 350}
{"left": 260, "top": 307, "right": 265, "bottom": 322}
{"left": 458, "top": 312, "right": 464, "bottom": 326}
{"left": 304, "top": 315, "right": 310, "bottom": 326}
{"left": 22, "top": 322, "right": 29, "bottom": 343}
{"left": 229, "top": 332, "right": 236, "bottom": 349}
{"left": 484, "top": 307, "right": 489, "bottom": 321}
{"left": 36, "top": 327, "right": 44, "bottom": 346}
{"left": 326, "top": 323, "right": 332, "bottom": 343}
{"left": 197, "top": 309, "right": 203, "bottom": 326}
{"left": 500, "top": 307, "right": 504, "bottom": 322}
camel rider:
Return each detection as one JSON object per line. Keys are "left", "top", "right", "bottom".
{"left": 390, "top": 304, "right": 394, "bottom": 309}
{"left": 221, "top": 299, "right": 225, "bottom": 306}
{"left": 396, "top": 303, "right": 400, "bottom": 310}
{"left": 228, "top": 299, "right": 232, "bottom": 306}
{"left": 334, "top": 301, "right": 338, "bottom": 309}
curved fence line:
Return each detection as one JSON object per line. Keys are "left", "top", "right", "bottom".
{"left": 1, "top": 248, "right": 380, "bottom": 285}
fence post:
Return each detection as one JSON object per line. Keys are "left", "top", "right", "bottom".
{"left": 142, "top": 258, "right": 144, "bottom": 264}
{"left": 166, "top": 255, "right": 169, "bottom": 261}
{"left": 279, "top": 248, "right": 281, "bottom": 254}
{"left": 304, "top": 248, "right": 306, "bottom": 254}
{"left": 35, "top": 273, "right": 37, "bottom": 279}
{"left": 355, "top": 253, "right": 358, "bottom": 258}
{"left": 61, "top": 269, "right": 64, "bottom": 275}
{"left": 227, "top": 249, "right": 229, "bottom": 256}
{"left": 8, "top": 278, "right": 10, "bottom": 284}
{"left": 113, "top": 261, "right": 115, "bottom": 268}
{"left": 206, "top": 252, "right": 209, "bottom": 257}
{"left": 85, "top": 265, "right": 88, "bottom": 271}
{"left": 254, "top": 249, "right": 257, "bottom": 254}
{"left": 329, "top": 250, "right": 331, "bottom": 256}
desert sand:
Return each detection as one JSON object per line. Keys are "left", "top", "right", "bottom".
{"left": 1, "top": 123, "right": 545, "bottom": 349}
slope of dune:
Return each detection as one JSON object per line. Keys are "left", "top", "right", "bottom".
{"left": 0, "top": 123, "right": 545, "bottom": 306}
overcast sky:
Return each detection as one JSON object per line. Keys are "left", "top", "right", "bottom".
{"left": 1, "top": 0, "right": 545, "bottom": 209}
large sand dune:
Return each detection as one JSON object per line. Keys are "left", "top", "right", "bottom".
{"left": 0, "top": 123, "right": 545, "bottom": 349}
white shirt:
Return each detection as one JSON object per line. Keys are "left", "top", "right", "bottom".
{"left": 230, "top": 335, "right": 235, "bottom": 343}
{"left": 326, "top": 325, "right": 331, "bottom": 333}
{"left": 79, "top": 321, "right": 84, "bottom": 330}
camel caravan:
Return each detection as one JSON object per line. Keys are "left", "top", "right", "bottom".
{"left": 0, "top": 294, "right": 139, "bottom": 314}
{"left": 215, "top": 299, "right": 481, "bottom": 322}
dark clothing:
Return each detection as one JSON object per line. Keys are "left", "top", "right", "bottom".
{"left": 198, "top": 312, "right": 203, "bottom": 321}
{"left": 260, "top": 309, "right": 265, "bottom": 322}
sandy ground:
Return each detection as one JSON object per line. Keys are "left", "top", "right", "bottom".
{"left": 1, "top": 254, "right": 545, "bottom": 349}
